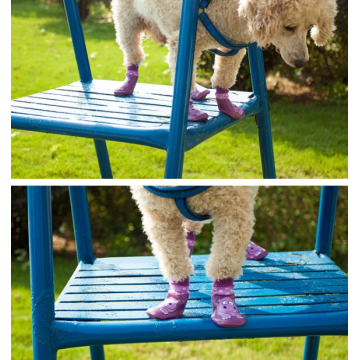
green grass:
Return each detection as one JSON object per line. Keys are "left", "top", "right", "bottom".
{"left": 12, "top": 257, "right": 348, "bottom": 360}
{"left": 11, "top": 0, "right": 348, "bottom": 179}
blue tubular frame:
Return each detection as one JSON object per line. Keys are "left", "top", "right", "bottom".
{"left": 315, "top": 186, "right": 339, "bottom": 257}
{"left": 63, "top": 0, "right": 112, "bottom": 179}
{"left": 248, "top": 43, "right": 276, "bottom": 179}
{"left": 93, "top": 139, "right": 113, "bottom": 179}
{"left": 90, "top": 345, "right": 106, "bottom": 360}
{"left": 63, "top": 0, "right": 92, "bottom": 83}
{"left": 60, "top": 0, "right": 276, "bottom": 179}
{"left": 303, "top": 186, "right": 339, "bottom": 360}
{"left": 27, "top": 186, "right": 345, "bottom": 358}
{"left": 68, "top": 187, "right": 106, "bottom": 358}
{"left": 28, "top": 187, "right": 57, "bottom": 360}
{"left": 69, "top": 186, "right": 95, "bottom": 264}
{"left": 164, "top": 0, "right": 199, "bottom": 179}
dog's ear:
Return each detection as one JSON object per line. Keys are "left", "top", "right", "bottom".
{"left": 239, "top": 0, "right": 283, "bottom": 47}
{"left": 310, "top": 1, "right": 337, "bottom": 46}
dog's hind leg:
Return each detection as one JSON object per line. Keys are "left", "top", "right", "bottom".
{"left": 112, "top": 0, "right": 146, "bottom": 95}
{"left": 182, "top": 220, "right": 205, "bottom": 255}
{"left": 211, "top": 48, "right": 248, "bottom": 120}
{"left": 167, "top": 36, "right": 209, "bottom": 122}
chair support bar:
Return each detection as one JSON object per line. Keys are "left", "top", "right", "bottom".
{"left": 63, "top": 0, "right": 92, "bottom": 83}
{"left": 315, "top": 186, "right": 339, "bottom": 257}
{"left": 69, "top": 186, "right": 95, "bottom": 264}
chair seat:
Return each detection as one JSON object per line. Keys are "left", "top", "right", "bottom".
{"left": 11, "top": 80, "right": 261, "bottom": 151}
{"left": 53, "top": 251, "right": 348, "bottom": 346}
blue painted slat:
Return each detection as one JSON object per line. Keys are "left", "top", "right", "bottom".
{"left": 11, "top": 107, "right": 165, "bottom": 130}
{"left": 55, "top": 294, "right": 348, "bottom": 312}
{"left": 11, "top": 110, "right": 163, "bottom": 132}
{"left": 59, "top": 285, "right": 348, "bottom": 303}
{"left": 66, "top": 278, "right": 347, "bottom": 294}
{"left": 64, "top": 81, "right": 254, "bottom": 105}
{"left": 31, "top": 91, "right": 222, "bottom": 115}
{"left": 72, "top": 269, "right": 345, "bottom": 282}
{"left": 11, "top": 86, "right": 262, "bottom": 153}
{"left": 76, "top": 264, "right": 341, "bottom": 277}
{"left": 12, "top": 101, "right": 167, "bottom": 125}
{"left": 55, "top": 302, "right": 348, "bottom": 321}
{"left": 11, "top": 108, "right": 163, "bottom": 129}
{"left": 68, "top": 80, "right": 253, "bottom": 99}
{"left": 25, "top": 93, "right": 220, "bottom": 118}
{"left": 79, "top": 252, "right": 336, "bottom": 270}
{"left": 54, "top": 88, "right": 181, "bottom": 107}
{"left": 22, "top": 95, "right": 175, "bottom": 118}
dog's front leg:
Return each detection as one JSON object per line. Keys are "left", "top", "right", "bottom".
{"left": 204, "top": 186, "right": 256, "bottom": 328}
{"left": 211, "top": 48, "right": 247, "bottom": 120}
{"left": 131, "top": 188, "right": 193, "bottom": 320}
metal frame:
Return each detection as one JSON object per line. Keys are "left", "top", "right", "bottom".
{"left": 60, "top": 0, "right": 276, "bottom": 179}
{"left": 303, "top": 186, "right": 339, "bottom": 360}
{"left": 27, "top": 186, "right": 344, "bottom": 359}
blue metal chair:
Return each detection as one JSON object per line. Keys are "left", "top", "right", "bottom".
{"left": 28, "top": 186, "right": 347, "bottom": 359}
{"left": 12, "top": 0, "right": 276, "bottom": 179}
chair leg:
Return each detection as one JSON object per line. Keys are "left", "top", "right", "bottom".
{"left": 303, "top": 336, "right": 321, "bottom": 360}
{"left": 90, "top": 345, "right": 105, "bottom": 360}
{"left": 248, "top": 43, "right": 276, "bottom": 179}
{"left": 33, "top": 347, "right": 57, "bottom": 360}
{"left": 28, "top": 187, "right": 57, "bottom": 360}
{"left": 164, "top": 0, "right": 199, "bottom": 179}
{"left": 164, "top": 149, "right": 185, "bottom": 179}
{"left": 93, "top": 139, "right": 113, "bottom": 179}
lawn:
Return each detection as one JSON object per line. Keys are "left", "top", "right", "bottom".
{"left": 11, "top": 0, "right": 348, "bottom": 179}
{"left": 11, "top": 256, "right": 348, "bottom": 360}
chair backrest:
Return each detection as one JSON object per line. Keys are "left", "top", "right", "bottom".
{"left": 63, "top": 0, "right": 92, "bottom": 83}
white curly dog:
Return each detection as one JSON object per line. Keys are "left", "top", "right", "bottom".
{"left": 131, "top": 186, "right": 263, "bottom": 327}
{"left": 112, "top": 0, "right": 337, "bottom": 121}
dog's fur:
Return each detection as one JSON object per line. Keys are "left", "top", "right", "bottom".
{"left": 112, "top": 0, "right": 337, "bottom": 90}
{"left": 131, "top": 186, "right": 258, "bottom": 282}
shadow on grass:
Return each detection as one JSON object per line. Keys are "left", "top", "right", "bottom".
{"left": 12, "top": 0, "right": 117, "bottom": 41}
{"left": 226, "top": 100, "right": 348, "bottom": 157}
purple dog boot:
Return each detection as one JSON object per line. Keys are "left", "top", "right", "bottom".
{"left": 211, "top": 278, "right": 246, "bottom": 328}
{"left": 146, "top": 293, "right": 188, "bottom": 320}
{"left": 114, "top": 65, "right": 139, "bottom": 96}
{"left": 188, "top": 98, "right": 209, "bottom": 122}
{"left": 191, "top": 86, "right": 211, "bottom": 101}
{"left": 246, "top": 241, "right": 268, "bottom": 260}
{"left": 211, "top": 295, "right": 246, "bottom": 328}
{"left": 146, "top": 278, "right": 189, "bottom": 320}
{"left": 186, "top": 231, "right": 196, "bottom": 256}
{"left": 215, "top": 87, "right": 245, "bottom": 120}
